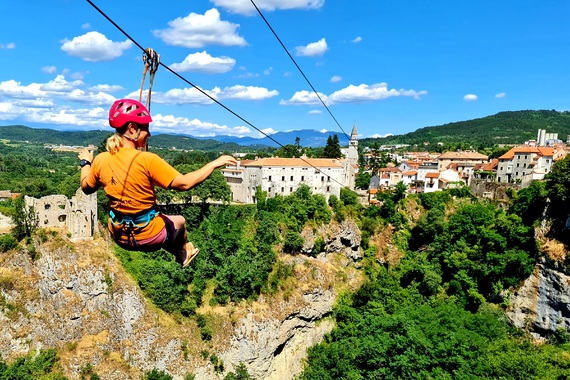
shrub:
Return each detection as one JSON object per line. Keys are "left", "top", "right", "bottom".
{"left": 0, "top": 234, "right": 18, "bottom": 252}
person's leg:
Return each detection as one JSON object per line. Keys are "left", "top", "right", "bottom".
{"left": 162, "top": 214, "right": 199, "bottom": 267}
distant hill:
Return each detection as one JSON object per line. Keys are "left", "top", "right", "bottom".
{"left": 0, "top": 125, "right": 249, "bottom": 152}
{"left": 0, "top": 125, "right": 344, "bottom": 150}
{"left": 3, "top": 110, "right": 570, "bottom": 151}
{"left": 202, "top": 129, "right": 345, "bottom": 148}
{"left": 360, "top": 110, "right": 570, "bottom": 148}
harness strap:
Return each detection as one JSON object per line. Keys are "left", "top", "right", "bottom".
{"left": 110, "top": 206, "right": 160, "bottom": 247}
{"left": 139, "top": 48, "right": 160, "bottom": 111}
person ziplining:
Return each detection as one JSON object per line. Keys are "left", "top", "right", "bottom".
{"left": 78, "top": 99, "right": 237, "bottom": 267}
{"left": 78, "top": 48, "right": 236, "bottom": 267}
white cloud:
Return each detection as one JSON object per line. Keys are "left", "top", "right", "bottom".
{"left": 41, "top": 75, "right": 84, "bottom": 92}
{"left": 369, "top": 133, "right": 393, "bottom": 138}
{"left": 495, "top": 92, "right": 506, "bottom": 98}
{"left": 281, "top": 82, "right": 427, "bottom": 106}
{"left": 90, "top": 84, "right": 123, "bottom": 93}
{"left": 330, "top": 75, "right": 342, "bottom": 83}
{"left": 150, "top": 87, "right": 217, "bottom": 106}
{"left": 151, "top": 113, "right": 253, "bottom": 137}
{"left": 295, "top": 38, "right": 328, "bottom": 57}
{"left": 280, "top": 90, "right": 329, "bottom": 106}
{"left": 352, "top": 36, "right": 362, "bottom": 43}
{"left": 153, "top": 8, "right": 246, "bottom": 48}
{"left": 60, "top": 31, "right": 132, "bottom": 62}
{"left": 463, "top": 94, "right": 478, "bottom": 101}
{"left": 211, "top": 0, "right": 324, "bottom": 15}
{"left": 219, "top": 85, "right": 279, "bottom": 100}
{"left": 147, "top": 84, "right": 278, "bottom": 105}
{"left": 81, "top": 23, "right": 91, "bottom": 30}
{"left": 0, "top": 42, "right": 15, "bottom": 49}
{"left": 42, "top": 66, "right": 57, "bottom": 74}
{"left": 260, "top": 128, "right": 278, "bottom": 136}
{"left": 319, "top": 129, "right": 328, "bottom": 133}
{"left": 170, "top": 51, "right": 236, "bottom": 74}
{"left": 309, "top": 110, "right": 323, "bottom": 114}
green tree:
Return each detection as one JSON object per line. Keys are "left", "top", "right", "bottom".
{"left": 355, "top": 171, "right": 371, "bottom": 190}
{"left": 509, "top": 181, "right": 547, "bottom": 226}
{"left": 340, "top": 187, "right": 358, "bottom": 206}
{"left": 11, "top": 195, "right": 38, "bottom": 241}
{"left": 142, "top": 368, "right": 173, "bottom": 380}
{"left": 224, "top": 363, "right": 253, "bottom": 380}
{"left": 323, "top": 134, "right": 342, "bottom": 158}
{"left": 275, "top": 144, "right": 300, "bottom": 158}
{"left": 545, "top": 155, "right": 570, "bottom": 235}
{"left": 367, "top": 143, "right": 390, "bottom": 174}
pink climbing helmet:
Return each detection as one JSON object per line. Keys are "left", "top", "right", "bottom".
{"left": 108, "top": 98, "right": 152, "bottom": 129}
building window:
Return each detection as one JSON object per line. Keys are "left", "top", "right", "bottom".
{"left": 281, "top": 187, "right": 284, "bottom": 192}
{"left": 268, "top": 175, "right": 272, "bottom": 181}
{"left": 326, "top": 186, "right": 330, "bottom": 192}
{"left": 282, "top": 176, "right": 285, "bottom": 181}
{"left": 290, "top": 187, "right": 293, "bottom": 192}
{"left": 321, "top": 176, "right": 324, "bottom": 181}
{"left": 268, "top": 187, "right": 271, "bottom": 193}
{"left": 290, "top": 176, "right": 294, "bottom": 181}
{"left": 301, "top": 176, "right": 304, "bottom": 181}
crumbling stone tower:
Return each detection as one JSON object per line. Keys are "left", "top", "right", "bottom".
{"left": 25, "top": 188, "right": 98, "bottom": 241}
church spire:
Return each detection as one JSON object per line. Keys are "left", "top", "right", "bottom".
{"left": 351, "top": 123, "right": 358, "bottom": 138}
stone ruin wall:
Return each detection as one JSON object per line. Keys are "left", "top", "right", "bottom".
{"left": 469, "top": 179, "right": 520, "bottom": 208}
{"left": 24, "top": 188, "right": 98, "bottom": 241}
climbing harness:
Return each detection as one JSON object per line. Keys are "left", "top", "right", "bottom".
{"left": 109, "top": 205, "right": 160, "bottom": 247}
{"left": 139, "top": 48, "right": 160, "bottom": 111}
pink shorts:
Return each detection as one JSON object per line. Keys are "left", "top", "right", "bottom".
{"left": 116, "top": 214, "right": 177, "bottom": 252}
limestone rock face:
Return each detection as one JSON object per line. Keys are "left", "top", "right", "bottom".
{"left": 507, "top": 257, "right": 570, "bottom": 339}
{"left": 0, "top": 219, "right": 364, "bottom": 379}
{"left": 218, "top": 289, "right": 335, "bottom": 379}
{"left": 301, "top": 219, "right": 363, "bottom": 265}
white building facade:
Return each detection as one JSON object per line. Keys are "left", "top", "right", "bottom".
{"left": 223, "top": 125, "right": 359, "bottom": 204}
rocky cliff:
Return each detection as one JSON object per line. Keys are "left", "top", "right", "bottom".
{"left": 0, "top": 219, "right": 364, "bottom": 379}
{"left": 506, "top": 220, "right": 570, "bottom": 340}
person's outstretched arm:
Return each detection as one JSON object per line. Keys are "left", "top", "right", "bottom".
{"left": 169, "top": 155, "right": 237, "bottom": 191}
{"left": 78, "top": 148, "right": 98, "bottom": 195}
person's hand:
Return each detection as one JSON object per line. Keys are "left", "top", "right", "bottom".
{"left": 78, "top": 148, "right": 94, "bottom": 162}
{"left": 213, "top": 155, "right": 238, "bottom": 168}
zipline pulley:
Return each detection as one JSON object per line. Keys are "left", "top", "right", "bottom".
{"left": 139, "top": 47, "right": 160, "bottom": 111}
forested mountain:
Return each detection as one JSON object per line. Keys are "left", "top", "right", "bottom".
{"left": 4, "top": 109, "right": 570, "bottom": 152}
{"left": 361, "top": 110, "right": 570, "bottom": 148}
{"left": 0, "top": 125, "right": 249, "bottom": 152}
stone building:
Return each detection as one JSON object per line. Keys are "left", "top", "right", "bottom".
{"left": 223, "top": 125, "right": 359, "bottom": 204}
{"left": 24, "top": 188, "right": 98, "bottom": 241}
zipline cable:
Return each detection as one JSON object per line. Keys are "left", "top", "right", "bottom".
{"left": 249, "top": 0, "right": 351, "bottom": 143}
{"left": 85, "top": 0, "right": 350, "bottom": 189}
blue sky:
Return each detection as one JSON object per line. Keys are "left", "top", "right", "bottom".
{"left": 1, "top": 1, "right": 569, "bottom": 142}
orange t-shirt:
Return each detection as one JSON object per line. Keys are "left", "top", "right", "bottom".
{"left": 84, "top": 147, "right": 180, "bottom": 240}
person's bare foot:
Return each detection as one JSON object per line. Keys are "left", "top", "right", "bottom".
{"left": 180, "top": 241, "right": 200, "bottom": 268}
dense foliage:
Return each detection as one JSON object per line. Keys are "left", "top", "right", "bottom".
{"left": 0, "top": 349, "right": 68, "bottom": 379}
{"left": 0, "top": 142, "right": 80, "bottom": 198}
{"left": 299, "top": 191, "right": 570, "bottom": 379}
{"left": 360, "top": 109, "right": 570, "bottom": 150}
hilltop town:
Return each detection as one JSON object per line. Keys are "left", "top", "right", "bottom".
{"left": 221, "top": 127, "right": 569, "bottom": 206}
